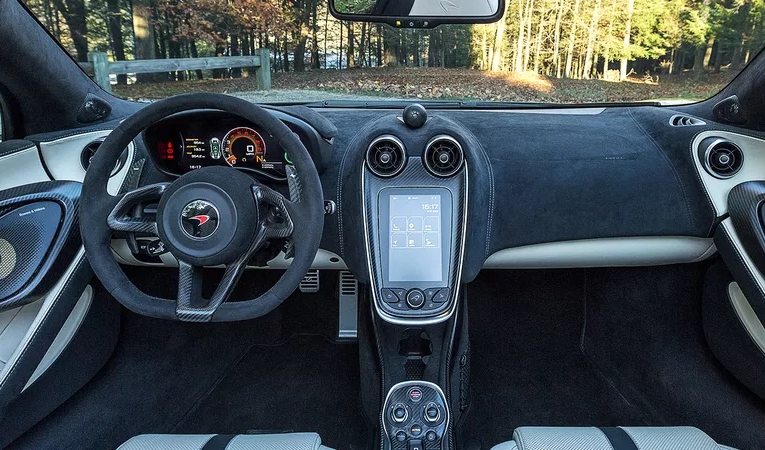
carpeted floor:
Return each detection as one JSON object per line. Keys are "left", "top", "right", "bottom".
{"left": 11, "top": 263, "right": 765, "bottom": 450}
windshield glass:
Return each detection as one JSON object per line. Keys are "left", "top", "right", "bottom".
{"left": 21, "top": 0, "right": 765, "bottom": 104}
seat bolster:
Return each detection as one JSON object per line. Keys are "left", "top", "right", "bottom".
{"left": 490, "top": 441, "right": 519, "bottom": 450}
{"left": 620, "top": 427, "right": 729, "bottom": 450}
{"left": 118, "top": 432, "right": 328, "bottom": 450}
{"left": 117, "top": 434, "right": 217, "bottom": 450}
{"left": 511, "top": 427, "right": 614, "bottom": 450}
{"left": 226, "top": 433, "right": 324, "bottom": 450}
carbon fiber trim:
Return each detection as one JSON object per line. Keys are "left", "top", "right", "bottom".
{"left": 175, "top": 226, "right": 267, "bottom": 322}
{"left": 363, "top": 156, "right": 467, "bottom": 324}
{"left": 382, "top": 381, "right": 450, "bottom": 450}
{"left": 728, "top": 181, "right": 765, "bottom": 273}
{"left": 0, "top": 182, "right": 82, "bottom": 312}
{"left": 107, "top": 183, "right": 170, "bottom": 234}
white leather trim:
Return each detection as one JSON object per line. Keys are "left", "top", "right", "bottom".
{"left": 727, "top": 282, "right": 765, "bottom": 356}
{"left": 490, "top": 441, "right": 519, "bottom": 450}
{"left": 721, "top": 219, "right": 765, "bottom": 293}
{"left": 691, "top": 130, "right": 765, "bottom": 216}
{"left": 110, "top": 239, "right": 348, "bottom": 270}
{"left": 0, "top": 147, "right": 51, "bottom": 190}
{"left": 0, "top": 247, "right": 85, "bottom": 388}
{"left": 0, "top": 302, "right": 43, "bottom": 369}
{"left": 483, "top": 237, "right": 716, "bottom": 269}
{"left": 39, "top": 130, "right": 134, "bottom": 196}
{"left": 23, "top": 285, "right": 93, "bottom": 390}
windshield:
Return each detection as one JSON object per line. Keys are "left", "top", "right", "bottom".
{"left": 21, "top": 0, "right": 765, "bottom": 104}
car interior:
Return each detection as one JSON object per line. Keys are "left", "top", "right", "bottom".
{"left": 1, "top": 0, "right": 765, "bottom": 449}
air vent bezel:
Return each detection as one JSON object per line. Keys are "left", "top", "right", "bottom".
{"left": 80, "top": 138, "right": 131, "bottom": 176}
{"left": 366, "top": 135, "right": 407, "bottom": 178}
{"left": 703, "top": 139, "right": 744, "bottom": 179}
{"left": 423, "top": 135, "right": 465, "bottom": 178}
{"left": 669, "top": 114, "right": 706, "bottom": 127}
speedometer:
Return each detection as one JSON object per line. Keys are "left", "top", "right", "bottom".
{"left": 221, "top": 127, "right": 266, "bottom": 167}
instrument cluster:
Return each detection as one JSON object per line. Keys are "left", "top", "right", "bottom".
{"left": 144, "top": 110, "right": 324, "bottom": 179}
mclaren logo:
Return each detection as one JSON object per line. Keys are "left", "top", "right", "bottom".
{"left": 180, "top": 200, "right": 219, "bottom": 239}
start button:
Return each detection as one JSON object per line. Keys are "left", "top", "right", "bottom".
{"left": 408, "top": 387, "right": 423, "bottom": 402}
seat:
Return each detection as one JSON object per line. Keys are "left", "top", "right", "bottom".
{"left": 491, "top": 427, "right": 736, "bottom": 450}
{"left": 117, "top": 432, "right": 334, "bottom": 450}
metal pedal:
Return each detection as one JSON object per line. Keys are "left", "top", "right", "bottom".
{"left": 338, "top": 271, "right": 358, "bottom": 341}
{"left": 299, "top": 269, "right": 320, "bottom": 293}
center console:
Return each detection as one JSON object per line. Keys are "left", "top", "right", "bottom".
{"left": 382, "top": 381, "right": 450, "bottom": 450}
{"left": 359, "top": 107, "right": 470, "bottom": 450}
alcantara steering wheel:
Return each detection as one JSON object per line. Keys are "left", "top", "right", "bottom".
{"left": 80, "top": 93, "right": 325, "bottom": 322}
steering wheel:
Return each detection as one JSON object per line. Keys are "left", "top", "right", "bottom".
{"left": 80, "top": 93, "right": 325, "bottom": 322}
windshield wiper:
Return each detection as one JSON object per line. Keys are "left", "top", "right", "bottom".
{"left": 305, "top": 99, "right": 665, "bottom": 109}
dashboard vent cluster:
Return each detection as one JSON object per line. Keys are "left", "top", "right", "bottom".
{"left": 366, "top": 136, "right": 406, "bottom": 177}
{"left": 670, "top": 115, "right": 706, "bottom": 127}
{"left": 703, "top": 139, "right": 743, "bottom": 179}
{"left": 81, "top": 139, "right": 130, "bottom": 176}
{"left": 424, "top": 136, "right": 464, "bottom": 177}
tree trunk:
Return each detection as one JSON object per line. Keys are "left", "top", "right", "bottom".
{"left": 619, "top": 0, "right": 635, "bottom": 81}
{"left": 582, "top": 0, "right": 600, "bottom": 79}
{"left": 693, "top": 44, "right": 705, "bottom": 78}
{"left": 703, "top": 36, "right": 714, "bottom": 68}
{"left": 601, "top": 0, "right": 616, "bottom": 78}
{"left": 564, "top": 0, "right": 581, "bottom": 78}
{"left": 347, "top": 22, "right": 356, "bottom": 68}
{"left": 190, "top": 39, "right": 203, "bottom": 80}
{"left": 714, "top": 41, "right": 724, "bottom": 73}
{"left": 491, "top": 2, "right": 509, "bottom": 71}
{"left": 553, "top": 0, "right": 564, "bottom": 78}
{"left": 105, "top": 0, "right": 127, "bottom": 84}
{"left": 533, "top": 12, "right": 546, "bottom": 73}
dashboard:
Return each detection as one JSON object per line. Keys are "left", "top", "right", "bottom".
{"left": 143, "top": 110, "right": 331, "bottom": 179}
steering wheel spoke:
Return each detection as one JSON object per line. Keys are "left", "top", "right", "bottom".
{"left": 252, "top": 184, "right": 296, "bottom": 240}
{"left": 107, "top": 183, "right": 170, "bottom": 234}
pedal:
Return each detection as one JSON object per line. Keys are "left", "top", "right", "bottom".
{"left": 338, "top": 271, "right": 358, "bottom": 341}
{"left": 299, "top": 269, "right": 320, "bottom": 293}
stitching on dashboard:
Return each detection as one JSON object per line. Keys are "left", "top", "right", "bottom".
{"left": 0, "top": 253, "right": 86, "bottom": 391}
{"left": 628, "top": 109, "right": 695, "bottom": 231}
{"left": 476, "top": 138, "right": 494, "bottom": 257}
{"left": 35, "top": 128, "right": 115, "bottom": 143}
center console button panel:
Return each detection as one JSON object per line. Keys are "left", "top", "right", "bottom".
{"left": 382, "top": 381, "right": 449, "bottom": 450}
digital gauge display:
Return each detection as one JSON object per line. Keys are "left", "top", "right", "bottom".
{"left": 146, "top": 113, "right": 316, "bottom": 178}
{"left": 221, "top": 127, "right": 267, "bottom": 167}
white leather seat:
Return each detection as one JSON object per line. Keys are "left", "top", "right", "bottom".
{"left": 490, "top": 427, "right": 737, "bottom": 450}
{"left": 117, "top": 432, "right": 334, "bottom": 450}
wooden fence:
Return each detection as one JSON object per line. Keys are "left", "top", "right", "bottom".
{"left": 79, "top": 49, "right": 271, "bottom": 93}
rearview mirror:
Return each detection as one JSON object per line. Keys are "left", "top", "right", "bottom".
{"left": 330, "top": 0, "right": 505, "bottom": 28}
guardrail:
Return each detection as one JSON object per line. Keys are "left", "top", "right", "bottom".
{"left": 79, "top": 50, "right": 271, "bottom": 93}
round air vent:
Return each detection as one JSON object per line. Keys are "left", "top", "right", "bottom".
{"left": 703, "top": 139, "right": 743, "bottom": 179}
{"left": 366, "top": 136, "right": 406, "bottom": 177}
{"left": 81, "top": 139, "right": 130, "bottom": 176}
{"left": 423, "top": 135, "right": 464, "bottom": 177}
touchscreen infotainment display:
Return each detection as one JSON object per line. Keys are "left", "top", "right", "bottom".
{"left": 388, "top": 194, "right": 443, "bottom": 282}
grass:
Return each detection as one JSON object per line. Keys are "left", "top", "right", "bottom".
{"left": 113, "top": 67, "right": 735, "bottom": 104}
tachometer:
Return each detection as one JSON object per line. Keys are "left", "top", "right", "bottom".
{"left": 221, "top": 127, "right": 266, "bottom": 167}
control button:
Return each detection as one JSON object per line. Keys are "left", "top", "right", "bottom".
{"left": 424, "top": 402, "right": 440, "bottom": 423}
{"left": 409, "top": 439, "right": 423, "bottom": 450}
{"left": 432, "top": 288, "right": 450, "bottom": 303}
{"left": 381, "top": 289, "right": 399, "bottom": 303}
{"left": 396, "top": 431, "right": 407, "bottom": 442}
{"left": 406, "top": 289, "right": 426, "bottom": 309}
{"left": 146, "top": 239, "right": 168, "bottom": 256}
{"left": 408, "top": 387, "right": 423, "bottom": 402}
{"left": 392, "top": 288, "right": 408, "bottom": 301}
{"left": 426, "top": 431, "right": 437, "bottom": 442}
{"left": 423, "top": 288, "right": 440, "bottom": 301}
{"left": 410, "top": 424, "right": 422, "bottom": 436}
{"left": 391, "top": 403, "right": 408, "bottom": 423}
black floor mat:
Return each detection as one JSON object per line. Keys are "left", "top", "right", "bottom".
{"left": 463, "top": 269, "right": 647, "bottom": 449}
{"left": 173, "top": 335, "right": 367, "bottom": 450}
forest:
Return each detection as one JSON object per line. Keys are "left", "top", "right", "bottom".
{"left": 20, "top": 0, "right": 765, "bottom": 89}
